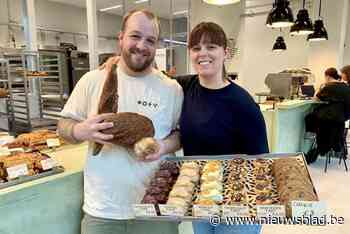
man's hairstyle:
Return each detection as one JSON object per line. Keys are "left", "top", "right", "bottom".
{"left": 121, "top": 9, "right": 161, "bottom": 40}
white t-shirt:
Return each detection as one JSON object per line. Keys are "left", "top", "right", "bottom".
{"left": 61, "top": 67, "right": 183, "bottom": 219}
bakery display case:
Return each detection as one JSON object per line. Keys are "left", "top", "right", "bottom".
{"left": 134, "top": 153, "right": 322, "bottom": 222}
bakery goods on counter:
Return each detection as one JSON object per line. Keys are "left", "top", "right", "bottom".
{"left": 5, "top": 130, "right": 62, "bottom": 150}
{"left": 226, "top": 158, "right": 247, "bottom": 204}
{"left": 0, "top": 152, "right": 53, "bottom": 182}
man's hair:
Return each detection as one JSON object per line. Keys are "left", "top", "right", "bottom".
{"left": 121, "top": 9, "right": 161, "bottom": 40}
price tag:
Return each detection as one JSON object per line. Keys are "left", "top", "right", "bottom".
{"left": 159, "top": 205, "right": 185, "bottom": 216}
{"left": 223, "top": 205, "right": 250, "bottom": 217}
{"left": 41, "top": 158, "right": 58, "bottom": 170}
{"left": 291, "top": 201, "right": 327, "bottom": 218}
{"left": 193, "top": 205, "right": 221, "bottom": 217}
{"left": 9, "top": 148, "right": 24, "bottom": 154}
{"left": 46, "top": 138, "right": 61, "bottom": 148}
{"left": 133, "top": 204, "right": 157, "bottom": 217}
{"left": 256, "top": 205, "right": 285, "bottom": 218}
{"left": 0, "top": 147, "right": 10, "bottom": 157}
{"left": 6, "top": 164, "right": 28, "bottom": 179}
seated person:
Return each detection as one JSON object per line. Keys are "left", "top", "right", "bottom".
{"left": 311, "top": 68, "right": 350, "bottom": 157}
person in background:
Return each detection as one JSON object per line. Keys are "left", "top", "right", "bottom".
{"left": 341, "top": 65, "right": 350, "bottom": 85}
{"left": 58, "top": 9, "right": 183, "bottom": 234}
{"left": 312, "top": 68, "right": 350, "bottom": 159}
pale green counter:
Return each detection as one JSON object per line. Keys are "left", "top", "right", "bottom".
{"left": 0, "top": 144, "right": 88, "bottom": 234}
{"left": 260, "top": 99, "right": 320, "bottom": 153}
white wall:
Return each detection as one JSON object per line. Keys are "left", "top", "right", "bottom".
{"left": 343, "top": 0, "right": 350, "bottom": 67}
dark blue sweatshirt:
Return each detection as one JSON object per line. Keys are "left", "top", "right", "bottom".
{"left": 176, "top": 75, "right": 269, "bottom": 156}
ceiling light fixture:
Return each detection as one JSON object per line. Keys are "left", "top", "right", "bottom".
{"left": 266, "top": 0, "right": 294, "bottom": 28}
{"left": 203, "top": 0, "right": 240, "bottom": 6}
{"left": 290, "top": 0, "right": 314, "bottom": 36}
{"left": 273, "top": 28, "right": 287, "bottom": 52}
{"left": 307, "top": 0, "right": 328, "bottom": 41}
{"left": 99, "top": 5, "right": 122, "bottom": 12}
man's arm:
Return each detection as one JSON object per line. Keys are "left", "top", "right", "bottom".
{"left": 57, "top": 114, "right": 114, "bottom": 145}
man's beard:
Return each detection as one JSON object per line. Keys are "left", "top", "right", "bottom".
{"left": 122, "top": 47, "right": 154, "bottom": 73}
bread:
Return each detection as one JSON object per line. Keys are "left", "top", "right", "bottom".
{"left": 100, "top": 112, "right": 155, "bottom": 148}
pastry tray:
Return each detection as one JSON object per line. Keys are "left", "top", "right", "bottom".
{"left": 134, "top": 152, "right": 319, "bottom": 222}
{"left": 0, "top": 155, "right": 65, "bottom": 190}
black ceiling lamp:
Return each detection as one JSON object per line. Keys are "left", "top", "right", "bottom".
{"left": 273, "top": 29, "right": 287, "bottom": 52}
{"left": 290, "top": 0, "right": 314, "bottom": 36}
{"left": 307, "top": 0, "right": 328, "bottom": 41}
{"left": 266, "top": 0, "right": 294, "bottom": 28}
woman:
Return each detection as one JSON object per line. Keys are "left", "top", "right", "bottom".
{"left": 102, "top": 22, "right": 268, "bottom": 234}
{"left": 177, "top": 22, "right": 267, "bottom": 234}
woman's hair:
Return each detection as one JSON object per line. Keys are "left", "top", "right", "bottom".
{"left": 188, "top": 22, "right": 227, "bottom": 49}
{"left": 341, "top": 65, "right": 350, "bottom": 84}
{"left": 188, "top": 22, "right": 228, "bottom": 79}
{"left": 325, "top": 67, "right": 341, "bottom": 80}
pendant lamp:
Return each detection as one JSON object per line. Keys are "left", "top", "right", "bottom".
{"left": 266, "top": 0, "right": 294, "bottom": 28}
{"left": 290, "top": 0, "right": 314, "bottom": 36}
{"left": 307, "top": 0, "right": 328, "bottom": 41}
{"left": 203, "top": 0, "right": 240, "bottom": 5}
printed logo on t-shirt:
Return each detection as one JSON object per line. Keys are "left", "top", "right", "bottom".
{"left": 137, "top": 100, "right": 159, "bottom": 109}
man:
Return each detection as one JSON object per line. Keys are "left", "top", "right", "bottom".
{"left": 58, "top": 9, "right": 183, "bottom": 234}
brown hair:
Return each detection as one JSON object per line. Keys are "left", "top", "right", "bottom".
{"left": 325, "top": 67, "right": 340, "bottom": 80}
{"left": 341, "top": 65, "right": 350, "bottom": 84}
{"left": 121, "top": 9, "right": 161, "bottom": 40}
{"left": 188, "top": 22, "right": 227, "bottom": 49}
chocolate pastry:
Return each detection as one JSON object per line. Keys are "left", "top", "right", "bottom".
{"left": 146, "top": 187, "right": 164, "bottom": 195}
{"left": 232, "top": 182, "right": 244, "bottom": 191}
{"left": 155, "top": 193, "right": 168, "bottom": 204}
{"left": 232, "top": 158, "right": 245, "bottom": 164}
{"left": 231, "top": 192, "right": 245, "bottom": 202}
{"left": 256, "top": 193, "right": 273, "bottom": 205}
{"left": 155, "top": 170, "right": 172, "bottom": 178}
{"left": 142, "top": 194, "right": 158, "bottom": 204}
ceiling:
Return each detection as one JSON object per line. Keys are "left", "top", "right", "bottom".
{"left": 49, "top": 0, "right": 191, "bottom": 19}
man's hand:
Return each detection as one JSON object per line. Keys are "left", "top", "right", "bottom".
{"left": 73, "top": 113, "right": 115, "bottom": 144}
{"left": 141, "top": 139, "right": 165, "bottom": 162}
{"left": 99, "top": 56, "right": 120, "bottom": 71}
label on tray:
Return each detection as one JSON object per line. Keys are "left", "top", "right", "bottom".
{"left": 6, "top": 164, "right": 29, "bottom": 179}
{"left": 46, "top": 138, "right": 61, "bottom": 148}
{"left": 0, "top": 147, "right": 10, "bottom": 157}
{"left": 222, "top": 205, "right": 250, "bottom": 217}
{"left": 256, "top": 205, "right": 286, "bottom": 218}
{"left": 193, "top": 205, "right": 221, "bottom": 217}
{"left": 159, "top": 205, "right": 185, "bottom": 216}
{"left": 41, "top": 158, "right": 58, "bottom": 170}
{"left": 291, "top": 201, "right": 327, "bottom": 218}
{"left": 9, "top": 148, "right": 24, "bottom": 154}
{"left": 133, "top": 204, "right": 157, "bottom": 217}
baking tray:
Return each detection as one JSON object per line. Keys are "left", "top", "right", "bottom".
{"left": 134, "top": 152, "right": 319, "bottom": 222}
